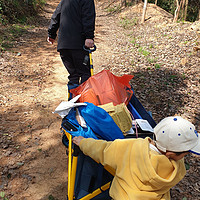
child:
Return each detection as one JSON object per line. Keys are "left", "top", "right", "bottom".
{"left": 72, "top": 116, "right": 200, "bottom": 200}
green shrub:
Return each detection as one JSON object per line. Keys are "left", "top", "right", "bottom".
{"left": 120, "top": 17, "right": 138, "bottom": 29}
{"left": 0, "top": 0, "right": 46, "bottom": 24}
{"left": 0, "top": 23, "right": 31, "bottom": 51}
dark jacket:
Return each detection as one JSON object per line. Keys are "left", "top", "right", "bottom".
{"left": 48, "top": 0, "right": 95, "bottom": 50}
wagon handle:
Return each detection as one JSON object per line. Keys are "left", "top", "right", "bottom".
{"left": 83, "top": 44, "right": 96, "bottom": 53}
{"left": 83, "top": 45, "right": 96, "bottom": 76}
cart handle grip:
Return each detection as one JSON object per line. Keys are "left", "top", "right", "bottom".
{"left": 83, "top": 45, "right": 96, "bottom": 53}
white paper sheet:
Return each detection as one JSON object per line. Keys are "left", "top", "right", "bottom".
{"left": 53, "top": 94, "right": 87, "bottom": 118}
{"left": 135, "top": 119, "right": 154, "bottom": 132}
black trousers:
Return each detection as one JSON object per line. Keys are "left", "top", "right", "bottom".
{"left": 59, "top": 49, "right": 91, "bottom": 85}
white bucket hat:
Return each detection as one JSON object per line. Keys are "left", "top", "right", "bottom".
{"left": 154, "top": 116, "right": 200, "bottom": 155}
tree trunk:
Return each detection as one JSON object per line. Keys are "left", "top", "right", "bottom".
{"left": 184, "top": 0, "right": 188, "bottom": 21}
{"left": 155, "top": 0, "right": 158, "bottom": 5}
{"left": 177, "top": 0, "right": 184, "bottom": 21}
{"left": 181, "top": 0, "right": 185, "bottom": 19}
{"left": 199, "top": 9, "right": 200, "bottom": 21}
{"left": 141, "top": 0, "right": 148, "bottom": 23}
{"left": 173, "top": 0, "right": 181, "bottom": 23}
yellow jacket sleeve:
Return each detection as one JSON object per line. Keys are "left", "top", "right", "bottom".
{"left": 79, "top": 138, "right": 118, "bottom": 170}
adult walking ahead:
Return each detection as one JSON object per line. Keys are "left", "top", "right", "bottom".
{"left": 47, "top": 0, "right": 96, "bottom": 98}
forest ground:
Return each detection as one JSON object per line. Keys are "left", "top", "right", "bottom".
{"left": 0, "top": 0, "right": 200, "bottom": 199}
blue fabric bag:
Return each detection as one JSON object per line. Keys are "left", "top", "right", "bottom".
{"left": 62, "top": 102, "right": 124, "bottom": 141}
{"left": 62, "top": 108, "right": 98, "bottom": 139}
{"left": 78, "top": 102, "right": 124, "bottom": 141}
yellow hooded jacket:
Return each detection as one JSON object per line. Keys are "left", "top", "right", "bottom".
{"left": 79, "top": 137, "right": 186, "bottom": 200}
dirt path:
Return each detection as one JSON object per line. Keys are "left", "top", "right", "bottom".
{"left": 1, "top": 0, "right": 72, "bottom": 199}
{"left": 1, "top": 0, "right": 200, "bottom": 200}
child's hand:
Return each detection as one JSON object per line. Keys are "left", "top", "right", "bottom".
{"left": 73, "top": 136, "right": 84, "bottom": 146}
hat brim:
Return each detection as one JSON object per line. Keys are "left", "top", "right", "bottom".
{"left": 189, "top": 133, "right": 200, "bottom": 155}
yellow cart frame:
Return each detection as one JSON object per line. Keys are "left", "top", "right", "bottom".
{"left": 63, "top": 129, "right": 114, "bottom": 200}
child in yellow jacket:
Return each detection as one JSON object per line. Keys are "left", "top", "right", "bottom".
{"left": 72, "top": 116, "right": 200, "bottom": 200}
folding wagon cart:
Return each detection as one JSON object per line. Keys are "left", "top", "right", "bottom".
{"left": 61, "top": 92, "right": 156, "bottom": 200}
{"left": 59, "top": 45, "right": 157, "bottom": 200}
